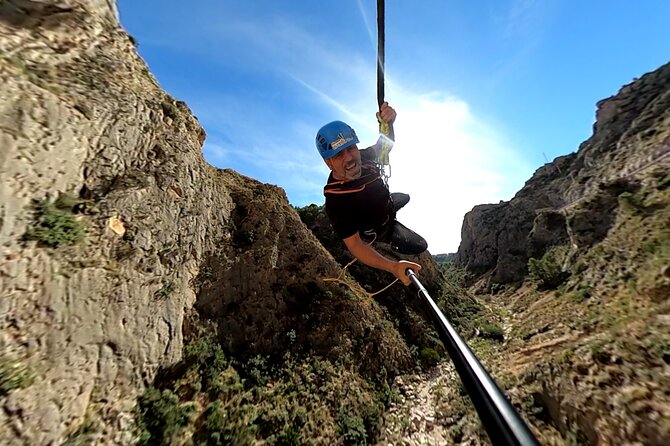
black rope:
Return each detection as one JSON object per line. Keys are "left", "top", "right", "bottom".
{"left": 406, "top": 270, "right": 541, "bottom": 446}
{"left": 377, "top": 0, "right": 385, "bottom": 109}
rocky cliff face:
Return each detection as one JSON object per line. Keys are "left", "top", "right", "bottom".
{"left": 446, "top": 61, "right": 670, "bottom": 445}
{"left": 0, "top": 2, "right": 427, "bottom": 444}
{"left": 457, "top": 62, "right": 670, "bottom": 285}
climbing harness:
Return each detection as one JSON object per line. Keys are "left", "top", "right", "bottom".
{"left": 323, "top": 164, "right": 382, "bottom": 195}
{"left": 376, "top": 0, "right": 393, "bottom": 185}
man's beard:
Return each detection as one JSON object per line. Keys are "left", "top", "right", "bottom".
{"left": 344, "top": 160, "right": 361, "bottom": 179}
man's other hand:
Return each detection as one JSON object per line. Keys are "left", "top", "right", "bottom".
{"left": 394, "top": 260, "right": 421, "bottom": 286}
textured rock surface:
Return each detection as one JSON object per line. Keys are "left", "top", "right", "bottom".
{"left": 0, "top": 1, "right": 414, "bottom": 444}
{"left": 0, "top": 2, "right": 230, "bottom": 443}
{"left": 194, "top": 170, "right": 413, "bottom": 377}
{"left": 457, "top": 62, "right": 670, "bottom": 284}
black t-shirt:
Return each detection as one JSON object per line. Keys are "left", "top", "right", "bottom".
{"left": 324, "top": 148, "right": 393, "bottom": 239}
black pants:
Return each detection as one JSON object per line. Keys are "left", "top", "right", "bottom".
{"left": 363, "top": 193, "right": 428, "bottom": 255}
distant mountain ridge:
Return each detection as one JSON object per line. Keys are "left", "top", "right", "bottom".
{"left": 433, "top": 252, "right": 456, "bottom": 264}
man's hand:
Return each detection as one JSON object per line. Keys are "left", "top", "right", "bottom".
{"left": 343, "top": 233, "right": 421, "bottom": 286}
{"left": 377, "top": 102, "right": 396, "bottom": 125}
{"left": 392, "top": 260, "right": 421, "bottom": 286}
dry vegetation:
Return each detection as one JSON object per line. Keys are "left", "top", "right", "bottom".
{"left": 432, "top": 167, "right": 670, "bottom": 445}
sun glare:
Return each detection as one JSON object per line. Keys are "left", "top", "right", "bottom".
{"left": 382, "top": 94, "right": 520, "bottom": 253}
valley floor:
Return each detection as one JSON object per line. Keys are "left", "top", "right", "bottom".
{"left": 377, "top": 266, "right": 670, "bottom": 446}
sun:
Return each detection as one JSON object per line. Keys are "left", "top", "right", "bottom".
{"left": 380, "top": 92, "right": 522, "bottom": 253}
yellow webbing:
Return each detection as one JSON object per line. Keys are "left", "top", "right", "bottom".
{"left": 377, "top": 119, "right": 393, "bottom": 184}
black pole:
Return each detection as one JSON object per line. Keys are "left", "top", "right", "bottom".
{"left": 407, "top": 270, "right": 541, "bottom": 446}
{"left": 377, "top": 0, "right": 385, "bottom": 108}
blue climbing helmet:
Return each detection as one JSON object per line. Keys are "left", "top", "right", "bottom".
{"left": 315, "top": 121, "right": 359, "bottom": 160}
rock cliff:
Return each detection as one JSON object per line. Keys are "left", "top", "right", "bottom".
{"left": 457, "top": 62, "right": 670, "bottom": 285}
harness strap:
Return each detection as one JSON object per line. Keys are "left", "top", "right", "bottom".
{"left": 324, "top": 173, "right": 382, "bottom": 195}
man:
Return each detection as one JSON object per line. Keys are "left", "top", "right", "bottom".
{"left": 316, "top": 102, "right": 427, "bottom": 286}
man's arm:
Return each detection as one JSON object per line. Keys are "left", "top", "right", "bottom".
{"left": 343, "top": 232, "right": 420, "bottom": 286}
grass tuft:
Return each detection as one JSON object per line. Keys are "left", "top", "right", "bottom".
{"left": 24, "top": 197, "right": 85, "bottom": 247}
{"left": 0, "top": 358, "right": 36, "bottom": 396}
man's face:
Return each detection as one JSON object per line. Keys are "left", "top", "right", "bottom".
{"left": 325, "top": 145, "right": 362, "bottom": 180}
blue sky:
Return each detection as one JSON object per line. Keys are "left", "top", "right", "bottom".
{"left": 117, "top": 0, "right": 670, "bottom": 253}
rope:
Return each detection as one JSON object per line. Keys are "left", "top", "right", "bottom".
{"left": 321, "top": 259, "right": 398, "bottom": 301}
{"left": 321, "top": 233, "right": 399, "bottom": 300}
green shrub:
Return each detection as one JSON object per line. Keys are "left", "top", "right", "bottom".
{"left": 24, "top": 198, "right": 85, "bottom": 247}
{"left": 567, "top": 287, "right": 591, "bottom": 303}
{"left": 590, "top": 344, "right": 611, "bottom": 364}
{"left": 182, "top": 337, "right": 231, "bottom": 393}
{"left": 197, "top": 265, "right": 214, "bottom": 282}
{"left": 566, "top": 422, "right": 589, "bottom": 445}
{"left": 61, "top": 414, "right": 99, "bottom": 446}
{"left": 618, "top": 191, "right": 646, "bottom": 214}
{"left": 337, "top": 409, "right": 367, "bottom": 446}
{"left": 198, "top": 400, "right": 258, "bottom": 446}
{"left": 136, "top": 335, "right": 392, "bottom": 445}
{"left": 361, "top": 401, "right": 384, "bottom": 440}
{"left": 135, "top": 388, "right": 194, "bottom": 445}
{"left": 294, "top": 203, "right": 323, "bottom": 226}
{"left": 657, "top": 173, "right": 670, "bottom": 190}
{"left": 439, "top": 263, "right": 472, "bottom": 287}
{"left": 244, "top": 355, "right": 270, "bottom": 386}
{"left": 0, "top": 359, "right": 35, "bottom": 395}
{"left": 528, "top": 245, "right": 569, "bottom": 289}
{"left": 434, "top": 288, "right": 482, "bottom": 336}
{"left": 161, "top": 101, "right": 179, "bottom": 120}
{"left": 184, "top": 336, "right": 223, "bottom": 364}
{"left": 479, "top": 323, "right": 504, "bottom": 341}
{"left": 208, "top": 366, "right": 245, "bottom": 400}
{"left": 154, "top": 282, "right": 174, "bottom": 299}
{"left": 371, "top": 367, "right": 399, "bottom": 406}
{"left": 420, "top": 347, "right": 441, "bottom": 366}
{"left": 490, "top": 282, "right": 504, "bottom": 294}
